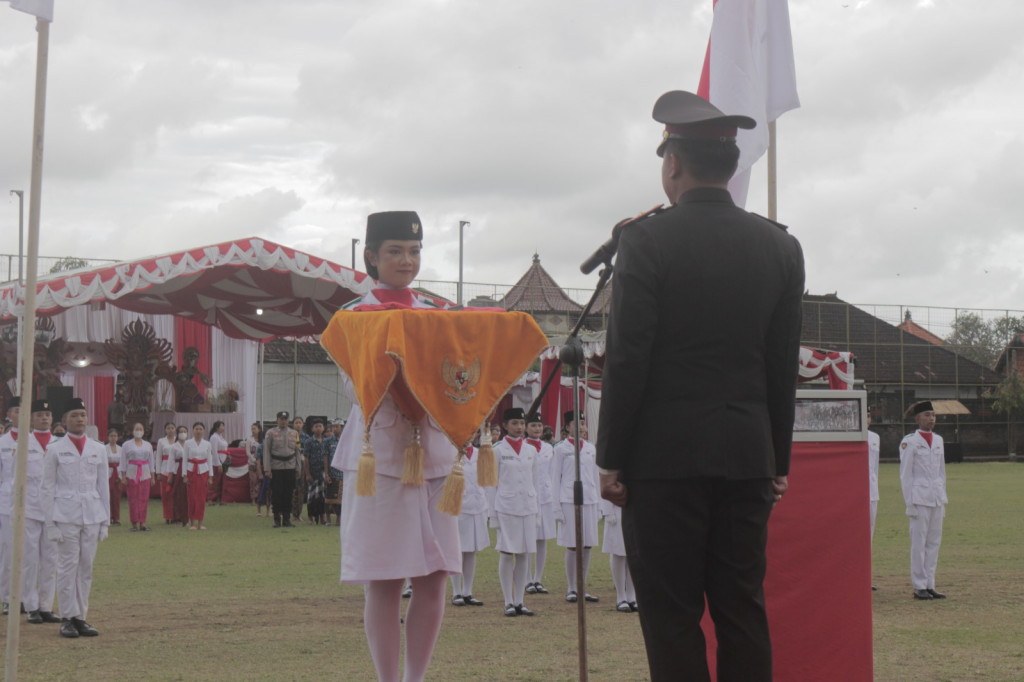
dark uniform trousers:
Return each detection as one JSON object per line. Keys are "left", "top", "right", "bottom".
{"left": 271, "top": 466, "right": 297, "bottom": 522}
{"left": 623, "top": 478, "right": 775, "bottom": 682}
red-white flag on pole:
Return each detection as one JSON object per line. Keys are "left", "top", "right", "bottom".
{"left": 697, "top": 0, "right": 799, "bottom": 207}
{"left": 7, "top": 0, "right": 53, "bottom": 22}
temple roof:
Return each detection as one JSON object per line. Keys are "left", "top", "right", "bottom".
{"left": 502, "top": 254, "right": 583, "bottom": 314}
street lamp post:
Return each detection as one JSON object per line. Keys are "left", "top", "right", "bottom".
{"left": 351, "top": 238, "right": 360, "bottom": 271}
{"left": 458, "top": 220, "right": 470, "bottom": 306}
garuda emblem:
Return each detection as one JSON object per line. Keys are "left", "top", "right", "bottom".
{"left": 442, "top": 356, "right": 481, "bottom": 404}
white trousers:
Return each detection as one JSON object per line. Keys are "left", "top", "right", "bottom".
{"left": 869, "top": 500, "right": 878, "bottom": 540}
{"left": 909, "top": 505, "right": 944, "bottom": 590}
{"left": 22, "top": 518, "right": 57, "bottom": 612}
{"left": 55, "top": 522, "right": 101, "bottom": 620}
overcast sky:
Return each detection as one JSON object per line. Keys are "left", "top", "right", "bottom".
{"left": 1, "top": 0, "right": 1022, "bottom": 314}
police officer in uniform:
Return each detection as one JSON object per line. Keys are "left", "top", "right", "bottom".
{"left": 597, "top": 91, "right": 804, "bottom": 681}
{"left": 263, "top": 411, "right": 300, "bottom": 528}
{"left": 899, "top": 401, "right": 948, "bottom": 600}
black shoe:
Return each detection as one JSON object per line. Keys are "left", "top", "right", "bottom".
{"left": 72, "top": 618, "right": 99, "bottom": 636}
{"left": 872, "top": 585, "right": 878, "bottom": 591}
{"left": 525, "top": 582, "right": 537, "bottom": 594}
{"left": 27, "top": 610, "right": 43, "bottom": 624}
{"left": 515, "top": 604, "right": 534, "bottom": 616}
{"left": 39, "top": 611, "right": 62, "bottom": 623}
{"left": 503, "top": 604, "right": 518, "bottom": 617}
{"left": 282, "top": 520, "right": 295, "bottom": 528}
{"left": 20, "top": 604, "right": 26, "bottom": 614}
{"left": 913, "top": 589, "right": 933, "bottom": 600}
{"left": 616, "top": 601, "right": 632, "bottom": 613}
{"left": 451, "top": 594, "right": 465, "bottom": 606}
{"left": 629, "top": 601, "right": 639, "bottom": 612}
{"left": 1, "top": 602, "right": 7, "bottom": 616}
{"left": 927, "top": 588, "right": 946, "bottom": 599}
{"left": 584, "top": 593, "right": 599, "bottom": 603}
{"left": 463, "top": 595, "right": 484, "bottom": 606}
{"left": 402, "top": 585, "right": 413, "bottom": 599}
{"left": 60, "top": 619, "right": 80, "bottom": 638}
{"left": 565, "top": 591, "right": 578, "bottom": 603}
{"left": 272, "top": 521, "right": 281, "bottom": 528}
{"left": 533, "top": 582, "right": 549, "bottom": 595}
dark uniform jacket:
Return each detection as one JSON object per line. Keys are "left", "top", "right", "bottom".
{"left": 596, "top": 187, "right": 804, "bottom": 481}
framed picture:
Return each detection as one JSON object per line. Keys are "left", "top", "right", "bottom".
{"left": 793, "top": 389, "right": 867, "bottom": 442}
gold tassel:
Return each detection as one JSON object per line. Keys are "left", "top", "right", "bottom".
{"left": 476, "top": 425, "right": 498, "bottom": 488}
{"left": 356, "top": 430, "right": 376, "bottom": 497}
{"left": 402, "top": 424, "right": 425, "bottom": 486}
{"left": 437, "top": 450, "right": 465, "bottom": 516}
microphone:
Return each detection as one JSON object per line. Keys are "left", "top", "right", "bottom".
{"left": 579, "top": 204, "right": 665, "bottom": 275}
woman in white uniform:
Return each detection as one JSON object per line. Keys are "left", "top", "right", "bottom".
{"left": 488, "top": 408, "right": 540, "bottom": 617}
{"left": 450, "top": 438, "right": 491, "bottom": 607}
{"left": 525, "top": 412, "right": 555, "bottom": 595}
{"left": 553, "top": 411, "right": 601, "bottom": 603}
{"left": 331, "top": 211, "right": 460, "bottom": 682}
{"left": 601, "top": 498, "right": 637, "bottom": 612}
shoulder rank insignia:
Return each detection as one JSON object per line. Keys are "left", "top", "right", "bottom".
{"left": 901, "top": 442, "right": 908, "bottom": 449}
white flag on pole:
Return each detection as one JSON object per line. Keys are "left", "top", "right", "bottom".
{"left": 7, "top": 0, "right": 54, "bottom": 22}
{"left": 697, "top": 0, "right": 799, "bottom": 207}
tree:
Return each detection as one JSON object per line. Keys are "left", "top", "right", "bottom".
{"left": 944, "top": 313, "right": 1024, "bottom": 370}
{"left": 992, "top": 360, "right": 1024, "bottom": 457}
{"left": 48, "top": 256, "right": 89, "bottom": 274}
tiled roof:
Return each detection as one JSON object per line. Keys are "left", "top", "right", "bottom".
{"left": 898, "top": 311, "right": 945, "bottom": 346}
{"left": 801, "top": 294, "right": 1001, "bottom": 386}
{"left": 263, "top": 338, "right": 331, "bottom": 364}
{"left": 502, "top": 254, "right": 583, "bottom": 314}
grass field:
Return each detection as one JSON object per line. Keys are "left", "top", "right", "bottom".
{"left": 2, "top": 462, "right": 1023, "bottom": 681}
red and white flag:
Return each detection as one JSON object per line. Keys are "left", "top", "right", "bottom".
{"left": 7, "top": 0, "right": 53, "bottom": 22}
{"left": 697, "top": 0, "right": 799, "bottom": 207}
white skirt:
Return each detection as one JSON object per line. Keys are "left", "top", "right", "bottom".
{"left": 537, "top": 501, "right": 557, "bottom": 540}
{"left": 340, "top": 473, "right": 461, "bottom": 584}
{"left": 557, "top": 503, "right": 599, "bottom": 548}
{"left": 601, "top": 518, "right": 626, "bottom": 557}
{"left": 458, "top": 512, "right": 490, "bottom": 552}
{"left": 494, "top": 512, "right": 538, "bottom": 554}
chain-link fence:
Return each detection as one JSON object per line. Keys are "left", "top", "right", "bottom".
{"left": 803, "top": 296, "right": 1024, "bottom": 460}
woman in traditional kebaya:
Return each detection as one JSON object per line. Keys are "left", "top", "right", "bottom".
{"left": 331, "top": 212, "right": 459, "bottom": 682}
{"left": 155, "top": 422, "right": 178, "bottom": 525}
{"left": 119, "top": 423, "right": 155, "bottom": 532}
{"left": 182, "top": 422, "right": 215, "bottom": 530}
{"left": 105, "top": 429, "right": 122, "bottom": 526}
{"left": 172, "top": 426, "right": 190, "bottom": 526}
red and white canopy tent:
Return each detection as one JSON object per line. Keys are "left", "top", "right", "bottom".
{"left": 0, "top": 237, "right": 372, "bottom": 436}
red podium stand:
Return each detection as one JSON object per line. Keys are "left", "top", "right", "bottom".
{"left": 702, "top": 441, "right": 874, "bottom": 681}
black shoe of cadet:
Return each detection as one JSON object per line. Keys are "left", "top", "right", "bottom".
{"left": 463, "top": 595, "right": 484, "bottom": 606}
{"left": 72, "top": 618, "right": 99, "bottom": 637}
{"left": 59, "top": 619, "right": 80, "bottom": 638}
{"left": 504, "top": 604, "right": 518, "bottom": 617}
{"left": 515, "top": 604, "right": 534, "bottom": 616}
{"left": 39, "top": 611, "right": 62, "bottom": 623}
{"left": 927, "top": 588, "right": 946, "bottom": 599}
{"left": 913, "top": 589, "right": 933, "bottom": 600}
{"left": 27, "top": 610, "right": 43, "bottom": 624}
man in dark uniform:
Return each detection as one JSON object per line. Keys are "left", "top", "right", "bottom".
{"left": 597, "top": 91, "right": 804, "bottom": 681}
{"left": 263, "top": 411, "right": 300, "bottom": 528}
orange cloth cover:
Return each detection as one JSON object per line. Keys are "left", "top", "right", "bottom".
{"left": 320, "top": 309, "right": 547, "bottom": 450}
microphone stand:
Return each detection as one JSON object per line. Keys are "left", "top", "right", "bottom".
{"left": 526, "top": 264, "right": 613, "bottom": 682}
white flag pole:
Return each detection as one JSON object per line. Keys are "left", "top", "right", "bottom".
{"left": 5, "top": 15, "right": 50, "bottom": 682}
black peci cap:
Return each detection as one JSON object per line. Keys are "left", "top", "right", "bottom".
{"left": 364, "top": 211, "right": 424, "bottom": 279}
{"left": 65, "top": 397, "right": 86, "bottom": 412}
{"left": 503, "top": 407, "right": 526, "bottom": 422}
{"left": 525, "top": 412, "right": 543, "bottom": 425}
{"left": 31, "top": 399, "right": 50, "bottom": 413}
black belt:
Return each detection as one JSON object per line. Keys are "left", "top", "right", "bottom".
{"left": 270, "top": 454, "right": 295, "bottom": 462}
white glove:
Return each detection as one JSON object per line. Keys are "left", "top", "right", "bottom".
{"left": 99, "top": 526, "right": 109, "bottom": 542}
{"left": 45, "top": 525, "right": 63, "bottom": 543}
{"left": 906, "top": 505, "right": 919, "bottom": 518}
{"left": 605, "top": 514, "right": 618, "bottom": 527}
{"left": 554, "top": 509, "right": 564, "bottom": 524}
{"left": 488, "top": 517, "right": 499, "bottom": 530}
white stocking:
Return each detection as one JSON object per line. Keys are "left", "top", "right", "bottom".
{"left": 449, "top": 574, "right": 462, "bottom": 597}
{"left": 611, "top": 554, "right": 628, "bottom": 603}
{"left": 624, "top": 560, "right": 636, "bottom": 603}
{"left": 513, "top": 553, "right": 528, "bottom": 605}
{"left": 404, "top": 571, "right": 447, "bottom": 682}
{"left": 499, "top": 552, "right": 516, "bottom": 605}
{"left": 461, "top": 552, "right": 477, "bottom": 596}
{"left": 582, "top": 547, "right": 592, "bottom": 586}
{"left": 363, "top": 579, "right": 402, "bottom": 682}
{"left": 565, "top": 548, "right": 577, "bottom": 593}
{"left": 533, "top": 539, "right": 547, "bottom": 584}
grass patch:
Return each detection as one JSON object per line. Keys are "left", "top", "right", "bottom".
{"left": 2, "top": 462, "right": 1023, "bottom": 680}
